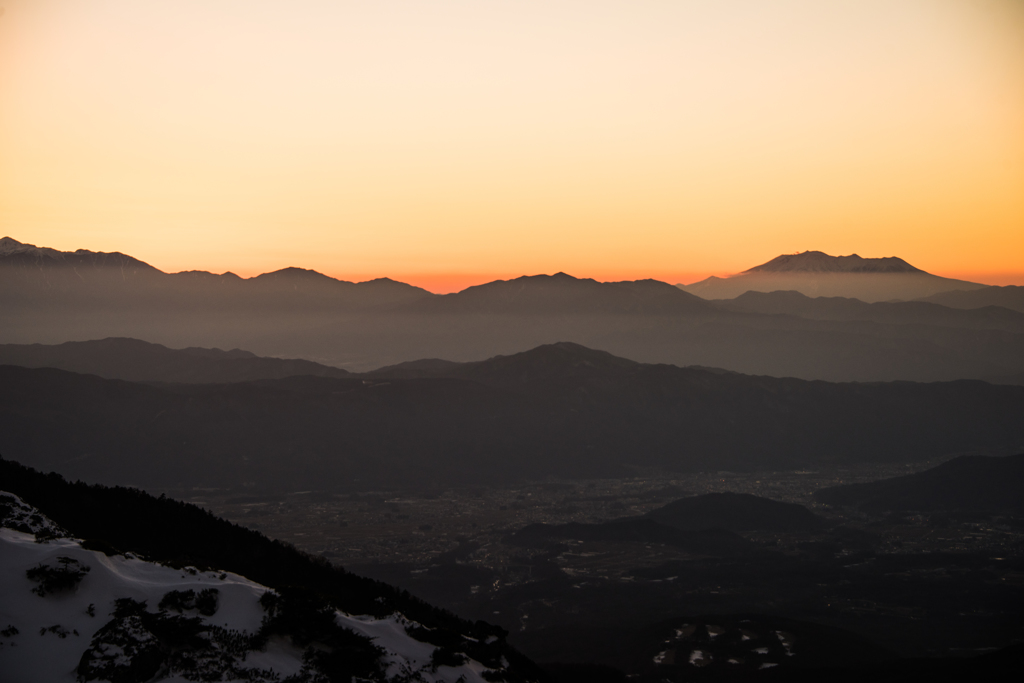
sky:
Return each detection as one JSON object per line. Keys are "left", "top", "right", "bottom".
{"left": 1, "top": 0, "right": 1022, "bottom": 292}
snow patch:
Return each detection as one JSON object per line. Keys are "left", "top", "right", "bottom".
{"left": 0, "top": 492, "right": 514, "bottom": 683}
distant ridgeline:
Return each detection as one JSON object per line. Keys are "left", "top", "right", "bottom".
{"left": 0, "top": 457, "right": 545, "bottom": 683}
{"left": 3, "top": 238, "right": 1024, "bottom": 381}
{"left": 2, "top": 343, "right": 1024, "bottom": 494}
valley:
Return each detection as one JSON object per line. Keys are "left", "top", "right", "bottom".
{"left": 190, "top": 463, "right": 934, "bottom": 566}
{"left": 185, "top": 463, "right": 1024, "bottom": 671}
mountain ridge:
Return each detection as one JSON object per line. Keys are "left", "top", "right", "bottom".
{"left": 3, "top": 343, "right": 1024, "bottom": 493}
{"left": 745, "top": 251, "right": 925, "bottom": 274}
{"left": 680, "top": 251, "right": 986, "bottom": 302}
{"left": 0, "top": 236, "right": 432, "bottom": 303}
{"left": 5, "top": 238, "right": 1023, "bottom": 382}
{"left": 0, "top": 337, "right": 351, "bottom": 384}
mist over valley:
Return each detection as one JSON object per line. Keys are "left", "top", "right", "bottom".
{"left": 3, "top": 238, "right": 1023, "bottom": 682}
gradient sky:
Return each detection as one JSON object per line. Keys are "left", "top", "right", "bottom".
{"left": 1, "top": 0, "right": 1022, "bottom": 291}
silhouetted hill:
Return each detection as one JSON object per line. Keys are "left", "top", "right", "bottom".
{"left": 917, "top": 285, "right": 1024, "bottom": 314}
{"left": 366, "top": 358, "right": 466, "bottom": 380}
{"left": 450, "top": 342, "right": 640, "bottom": 390}
{"left": 986, "top": 371, "right": 1024, "bottom": 386}
{"left": 3, "top": 344, "right": 1024, "bottom": 493}
{"left": 646, "top": 492, "right": 824, "bottom": 532}
{"left": 680, "top": 251, "right": 984, "bottom": 302}
{"left": 716, "top": 290, "right": 1024, "bottom": 332}
{"left": 814, "top": 453, "right": 1024, "bottom": 514}
{"left": 0, "top": 338, "right": 351, "bottom": 383}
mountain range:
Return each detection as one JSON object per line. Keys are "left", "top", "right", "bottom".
{"left": 0, "top": 338, "right": 351, "bottom": 384}
{"left": 2, "top": 342, "right": 1023, "bottom": 494}
{"left": 3, "top": 238, "right": 1023, "bottom": 382}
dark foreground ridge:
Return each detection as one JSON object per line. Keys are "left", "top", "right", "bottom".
{"left": 0, "top": 457, "right": 546, "bottom": 683}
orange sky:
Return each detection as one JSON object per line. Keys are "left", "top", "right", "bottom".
{"left": 1, "top": 0, "right": 1022, "bottom": 293}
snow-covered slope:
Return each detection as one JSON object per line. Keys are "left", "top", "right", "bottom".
{"left": 0, "top": 492, "right": 520, "bottom": 683}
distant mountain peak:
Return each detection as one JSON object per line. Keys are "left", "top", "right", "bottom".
{"left": 744, "top": 251, "right": 924, "bottom": 274}
{"left": 253, "top": 266, "right": 337, "bottom": 280}
{"left": 0, "top": 236, "right": 156, "bottom": 270}
{"left": 504, "top": 272, "right": 591, "bottom": 285}
{"left": 0, "top": 236, "right": 25, "bottom": 252}
{"left": 0, "top": 237, "right": 61, "bottom": 259}
{"left": 459, "top": 342, "right": 640, "bottom": 384}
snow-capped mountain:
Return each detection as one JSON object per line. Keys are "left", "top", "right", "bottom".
{"left": 0, "top": 490, "right": 534, "bottom": 683}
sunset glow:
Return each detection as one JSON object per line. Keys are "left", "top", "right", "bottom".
{"left": 1, "top": 0, "right": 1022, "bottom": 291}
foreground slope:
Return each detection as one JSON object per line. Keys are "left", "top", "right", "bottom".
{"left": 3, "top": 343, "right": 1024, "bottom": 493}
{"left": 0, "top": 459, "right": 542, "bottom": 683}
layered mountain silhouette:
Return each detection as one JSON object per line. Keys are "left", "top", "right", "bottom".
{"left": 917, "top": 285, "right": 1024, "bottom": 314}
{"left": 4, "top": 238, "right": 1023, "bottom": 382}
{"left": 3, "top": 343, "right": 1023, "bottom": 494}
{"left": 679, "top": 251, "right": 986, "bottom": 302}
{"left": 0, "top": 237, "right": 431, "bottom": 310}
{"left": 815, "top": 453, "right": 1024, "bottom": 514}
{"left": 0, "top": 337, "right": 350, "bottom": 383}
{"left": 716, "top": 290, "right": 1024, "bottom": 332}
